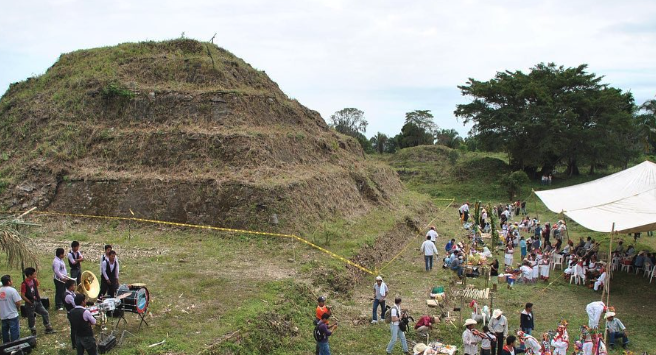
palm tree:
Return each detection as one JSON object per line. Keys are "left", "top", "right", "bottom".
{"left": 0, "top": 210, "right": 39, "bottom": 269}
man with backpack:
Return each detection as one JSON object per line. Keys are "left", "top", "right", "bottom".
{"left": 314, "top": 313, "right": 337, "bottom": 355}
{"left": 386, "top": 297, "right": 409, "bottom": 355}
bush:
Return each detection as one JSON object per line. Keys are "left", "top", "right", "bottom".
{"left": 501, "top": 170, "right": 530, "bottom": 200}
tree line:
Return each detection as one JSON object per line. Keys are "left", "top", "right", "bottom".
{"left": 329, "top": 62, "right": 656, "bottom": 177}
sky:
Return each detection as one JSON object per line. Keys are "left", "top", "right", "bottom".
{"left": 1, "top": 0, "right": 655, "bottom": 138}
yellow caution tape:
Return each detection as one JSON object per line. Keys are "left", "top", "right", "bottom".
{"left": 6, "top": 210, "right": 377, "bottom": 276}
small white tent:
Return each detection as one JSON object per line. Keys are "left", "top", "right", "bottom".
{"left": 535, "top": 161, "right": 656, "bottom": 233}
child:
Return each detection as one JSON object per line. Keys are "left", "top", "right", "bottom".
{"left": 481, "top": 325, "right": 496, "bottom": 355}
{"left": 64, "top": 279, "right": 77, "bottom": 349}
{"left": 20, "top": 267, "right": 55, "bottom": 336}
{"left": 520, "top": 237, "right": 527, "bottom": 260}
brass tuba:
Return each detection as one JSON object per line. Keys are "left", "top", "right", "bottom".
{"left": 76, "top": 271, "right": 100, "bottom": 303}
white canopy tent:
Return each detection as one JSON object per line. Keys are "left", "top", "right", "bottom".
{"left": 535, "top": 161, "right": 656, "bottom": 233}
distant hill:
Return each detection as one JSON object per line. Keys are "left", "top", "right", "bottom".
{"left": 0, "top": 39, "right": 403, "bottom": 231}
{"left": 383, "top": 145, "right": 510, "bottom": 200}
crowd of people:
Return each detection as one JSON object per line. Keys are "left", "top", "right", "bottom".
{"left": 0, "top": 241, "right": 120, "bottom": 354}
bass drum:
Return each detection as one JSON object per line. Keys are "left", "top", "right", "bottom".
{"left": 117, "top": 284, "right": 150, "bottom": 314}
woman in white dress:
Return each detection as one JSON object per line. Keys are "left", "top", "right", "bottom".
{"left": 504, "top": 242, "right": 514, "bottom": 268}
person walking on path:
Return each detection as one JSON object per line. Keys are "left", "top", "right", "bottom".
{"left": 520, "top": 303, "right": 534, "bottom": 335}
{"left": 371, "top": 276, "right": 388, "bottom": 324}
{"left": 489, "top": 309, "right": 508, "bottom": 355}
{"left": 426, "top": 226, "right": 438, "bottom": 244}
{"left": 315, "top": 313, "right": 337, "bottom": 355}
{"left": 0, "top": 275, "right": 21, "bottom": 343}
{"left": 420, "top": 236, "right": 439, "bottom": 271}
{"left": 386, "top": 297, "right": 409, "bottom": 355}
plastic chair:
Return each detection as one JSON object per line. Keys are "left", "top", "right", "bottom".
{"left": 552, "top": 254, "right": 564, "bottom": 270}
{"left": 651, "top": 267, "right": 656, "bottom": 284}
{"left": 643, "top": 264, "right": 653, "bottom": 277}
{"left": 570, "top": 273, "right": 582, "bottom": 285}
{"left": 620, "top": 263, "right": 633, "bottom": 273}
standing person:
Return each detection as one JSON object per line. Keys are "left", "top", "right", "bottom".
{"left": 386, "top": 297, "right": 408, "bottom": 355}
{"left": 519, "top": 237, "right": 527, "bottom": 261}
{"left": 533, "top": 224, "right": 542, "bottom": 243}
{"left": 0, "top": 275, "right": 21, "bottom": 343}
{"left": 459, "top": 203, "right": 470, "bottom": 223}
{"left": 489, "top": 309, "right": 508, "bottom": 355}
{"left": 520, "top": 303, "right": 534, "bottom": 335}
{"left": 20, "top": 267, "right": 54, "bottom": 336}
{"left": 100, "top": 250, "right": 119, "bottom": 298}
{"left": 462, "top": 319, "right": 481, "bottom": 355}
{"left": 489, "top": 259, "right": 500, "bottom": 292}
{"left": 501, "top": 335, "right": 525, "bottom": 355}
{"left": 504, "top": 242, "right": 514, "bottom": 268}
{"left": 426, "top": 226, "right": 438, "bottom": 244}
{"left": 53, "top": 247, "right": 68, "bottom": 310}
{"left": 550, "top": 327, "right": 569, "bottom": 355}
{"left": 420, "top": 236, "right": 439, "bottom": 271}
{"left": 371, "top": 276, "right": 388, "bottom": 324}
{"left": 64, "top": 280, "right": 77, "bottom": 350}
{"left": 315, "top": 296, "right": 331, "bottom": 324}
{"left": 99, "top": 245, "right": 115, "bottom": 276}
{"left": 71, "top": 294, "right": 97, "bottom": 355}
{"left": 68, "top": 241, "right": 85, "bottom": 284}
{"left": 315, "top": 313, "right": 337, "bottom": 355}
{"left": 604, "top": 311, "right": 629, "bottom": 349}
{"left": 481, "top": 325, "right": 497, "bottom": 355}
{"left": 585, "top": 301, "right": 606, "bottom": 329}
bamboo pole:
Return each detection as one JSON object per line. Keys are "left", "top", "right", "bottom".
{"left": 603, "top": 222, "right": 615, "bottom": 346}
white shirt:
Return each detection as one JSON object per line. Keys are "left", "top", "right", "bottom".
{"left": 460, "top": 204, "right": 470, "bottom": 213}
{"left": 489, "top": 315, "right": 508, "bottom": 336}
{"left": 426, "top": 229, "right": 438, "bottom": 242}
{"left": 52, "top": 256, "right": 67, "bottom": 281}
{"left": 390, "top": 305, "right": 401, "bottom": 326}
{"left": 462, "top": 328, "right": 481, "bottom": 354}
{"left": 0, "top": 286, "right": 21, "bottom": 320}
{"left": 101, "top": 259, "right": 120, "bottom": 281}
{"left": 421, "top": 240, "right": 438, "bottom": 256}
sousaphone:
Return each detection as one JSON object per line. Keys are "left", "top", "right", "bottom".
{"left": 77, "top": 270, "right": 100, "bottom": 303}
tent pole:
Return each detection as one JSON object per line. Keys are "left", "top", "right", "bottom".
{"left": 603, "top": 223, "right": 614, "bottom": 346}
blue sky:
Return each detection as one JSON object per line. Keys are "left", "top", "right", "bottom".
{"left": 1, "top": 0, "right": 655, "bottom": 137}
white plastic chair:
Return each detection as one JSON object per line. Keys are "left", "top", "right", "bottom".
{"left": 643, "top": 264, "right": 653, "bottom": 277}
{"left": 621, "top": 263, "right": 633, "bottom": 273}
{"left": 651, "top": 267, "right": 656, "bottom": 284}
{"left": 552, "top": 254, "right": 564, "bottom": 270}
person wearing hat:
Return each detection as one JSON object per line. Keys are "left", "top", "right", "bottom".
{"left": 604, "top": 311, "right": 629, "bottom": 349}
{"left": 516, "top": 331, "right": 540, "bottom": 354}
{"left": 426, "top": 226, "right": 438, "bottom": 244}
{"left": 585, "top": 301, "right": 606, "bottom": 329}
{"left": 372, "top": 276, "right": 388, "bottom": 324}
{"left": 386, "top": 297, "right": 409, "bottom": 355}
{"left": 462, "top": 319, "right": 482, "bottom": 355}
{"left": 550, "top": 326, "right": 569, "bottom": 355}
{"left": 315, "top": 296, "right": 330, "bottom": 324}
{"left": 488, "top": 309, "right": 508, "bottom": 355}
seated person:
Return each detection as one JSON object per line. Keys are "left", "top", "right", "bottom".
{"left": 593, "top": 268, "right": 607, "bottom": 291}
{"left": 520, "top": 262, "right": 533, "bottom": 282}
{"left": 450, "top": 255, "right": 464, "bottom": 278}
{"left": 634, "top": 251, "right": 646, "bottom": 269}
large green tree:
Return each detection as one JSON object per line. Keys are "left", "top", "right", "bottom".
{"left": 455, "top": 63, "right": 639, "bottom": 175}
{"left": 405, "top": 110, "right": 438, "bottom": 137}
{"left": 329, "top": 108, "right": 368, "bottom": 137}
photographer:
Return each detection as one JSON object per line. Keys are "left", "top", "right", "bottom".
{"left": 315, "top": 313, "right": 337, "bottom": 355}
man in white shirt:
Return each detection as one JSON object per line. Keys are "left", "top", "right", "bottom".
{"left": 488, "top": 309, "right": 508, "bottom": 355}
{"left": 52, "top": 247, "right": 68, "bottom": 310}
{"left": 371, "top": 276, "right": 388, "bottom": 324}
{"left": 100, "top": 250, "right": 120, "bottom": 298}
{"left": 420, "top": 236, "right": 439, "bottom": 271}
{"left": 426, "top": 226, "right": 438, "bottom": 244}
{"left": 0, "top": 275, "right": 22, "bottom": 343}
{"left": 462, "top": 319, "right": 481, "bottom": 355}
{"left": 585, "top": 301, "right": 606, "bottom": 329}
{"left": 386, "top": 297, "right": 408, "bottom": 354}
{"left": 605, "top": 312, "right": 629, "bottom": 349}
{"left": 459, "top": 203, "right": 470, "bottom": 222}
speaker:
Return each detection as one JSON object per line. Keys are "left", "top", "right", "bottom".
{"left": 0, "top": 336, "right": 37, "bottom": 354}
{"left": 98, "top": 334, "right": 117, "bottom": 354}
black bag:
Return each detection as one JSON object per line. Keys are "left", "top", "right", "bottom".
{"left": 313, "top": 323, "right": 324, "bottom": 342}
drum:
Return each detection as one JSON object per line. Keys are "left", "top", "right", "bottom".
{"left": 117, "top": 285, "right": 150, "bottom": 314}
{"left": 100, "top": 298, "right": 119, "bottom": 312}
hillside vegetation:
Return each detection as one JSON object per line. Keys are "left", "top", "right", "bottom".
{"left": 0, "top": 39, "right": 403, "bottom": 234}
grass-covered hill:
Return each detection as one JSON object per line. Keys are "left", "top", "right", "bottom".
{"left": 0, "top": 39, "right": 403, "bottom": 232}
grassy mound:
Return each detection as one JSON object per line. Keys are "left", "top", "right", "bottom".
{"left": 0, "top": 39, "right": 403, "bottom": 232}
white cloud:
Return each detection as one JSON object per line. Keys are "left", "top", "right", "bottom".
{"left": 1, "top": 0, "right": 655, "bottom": 137}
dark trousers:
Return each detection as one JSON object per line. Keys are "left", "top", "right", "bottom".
{"left": 608, "top": 331, "right": 629, "bottom": 346}
{"left": 25, "top": 300, "right": 50, "bottom": 329}
{"left": 71, "top": 268, "right": 81, "bottom": 284}
{"left": 68, "top": 313, "right": 76, "bottom": 349}
{"left": 481, "top": 349, "right": 491, "bottom": 355}
{"left": 372, "top": 299, "right": 386, "bottom": 321}
{"left": 491, "top": 333, "right": 504, "bottom": 355}
{"left": 100, "top": 278, "right": 118, "bottom": 298}
{"left": 76, "top": 335, "right": 98, "bottom": 355}
{"left": 424, "top": 255, "right": 434, "bottom": 271}
{"left": 1, "top": 317, "right": 19, "bottom": 343}
{"left": 54, "top": 278, "right": 66, "bottom": 309}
